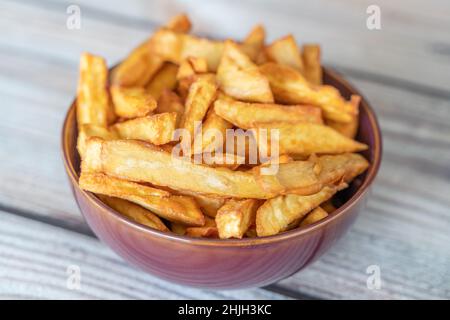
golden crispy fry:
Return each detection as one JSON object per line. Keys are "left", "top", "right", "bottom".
{"left": 177, "top": 57, "right": 208, "bottom": 80}
{"left": 300, "top": 206, "right": 328, "bottom": 227}
{"left": 302, "top": 44, "right": 322, "bottom": 85}
{"left": 217, "top": 41, "right": 274, "bottom": 103}
{"left": 242, "top": 25, "right": 266, "bottom": 62}
{"left": 146, "top": 63, "right": 179, "bottom": 100}
{"left": 77, "top": 53, "right": 115, "bottom": 128}
{"left": 214, "top": 97, "right": 323, "bottom": 129}
{"left": 259, "top": 62, "right": 358, "bottom": 123}
{"left": 265, "top": 35, "right": 303, "bottom": 72}
{"left": 155, "top": 90, "right": 184, "bottom": 126}
{"left": 326, "top": 95, "right": 360, "bottom": 139}
{"left": 196, "top": 152, "right": 246, "bottom": 170}
{"left": 257, "top": 184, "right": 341, "bottom": 236}
{"left": 216, "top": 199, "right": 261, "bottom": 239}
{"left": 256, "top": 153, "right": 369, "bottom": 236}
{"left": 165, "top": 14, "right": 192, "bottom": 33}
{"left": 321, "top": 200, "right": 337, "bottom": 213}
{"left": 180, "top": 76, "right": 217, "bottom": 145}
{"left": 171, "top": 222, "right": 187, "bottom": 235}
{"left": 110, "top": 86, "right": 157, "bottom": 119}
{"left": 185, "top": 216, "right": 218, "bottom": 238}
{"left": 79, "top": 172, "right": 205, "bottom": 226}
{"left": 192, "top": 107, "right": 233, "bottom": 153}
{"left": 112, "top": 41, "right": 164, "bottom": 87}
{"left": 174, "top": 190, "right": 226, "bottom": 218}
{"left": 177, "top": 73, "right": 216, "bottom": 101}
{"left": 98, "top": 195, "right": 169, "bottom": 232}
{"left": 112, "top": 112, "right": 177, "bottom": 145}
{"left": 82, "top": 138, "right": 368, "bottom": 199}
{"left": 111, "top": 14, "right": 190, "bottom": 87}
{"left": 253, "top": 122, "right": 367, "bottom": 156}
{"left": 77, "top": 124, "right": 118, "bottom": 158}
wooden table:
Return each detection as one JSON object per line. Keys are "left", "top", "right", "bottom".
{"left": 1, "top": 0, "right": 449, "bottom": 299}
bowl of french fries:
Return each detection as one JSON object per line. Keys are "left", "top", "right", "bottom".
{"left": 62, "top": 15, "right": 381, "bottom": 289}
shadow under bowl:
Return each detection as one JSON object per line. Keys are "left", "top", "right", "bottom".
{"left": 62, "top": 67, "right": 382, "bottom": 289}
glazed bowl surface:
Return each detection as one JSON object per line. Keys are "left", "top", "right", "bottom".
{"left": 62, "top": 67, "right": 382, "bottom": 289}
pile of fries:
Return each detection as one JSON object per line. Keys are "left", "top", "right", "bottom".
{"left": 76, "top": 14, "right": 369, "bottom": 239}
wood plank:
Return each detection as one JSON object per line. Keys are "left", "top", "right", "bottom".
{"left": 2, "top": 0, "right": 450, "bottom": 299}
{"left": 0, "top": 209, "right": 285, "bottom": 299}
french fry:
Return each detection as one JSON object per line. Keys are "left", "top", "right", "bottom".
{"left": 214, "top": 97, "right": 323, "bottom": 129}
{"left": 253, "top": 122, "right": 368, "bottom": 156}
{"left": 110, "top": 86, "right": 157, "bottom": 119}
{"left": 112, "top": 112, "right": 177, "bottom": 145}
{"left": 302, "top": 44, "right": 322, "bottom": 85}
{"left": 79, "top": 172, "right": 205, "bottom": 226}
{"left": 174, "top": 190, "right": 226, "bottom": 218}
{"left": 111, "top": 14, "right": 190, "bottom": 86}
{"left": 77, "top": 52, "right": 115, "bottom": 128}
{"left": 196, "top": 152, "right": 246, "bottom": 170}
{"left": 265, "top": 35, "right": 304, "bottom": 72}
{"left": 242, "top": 25, "right": 266, "bottom": 62}
{"left": 98, "top": 195, "right": 169, "bottom": 232}
{"left": 180, "top": 76, "right": 217, "bottom": 145}
{"left": 177, "top": 57, "right": 208, "bottom": 80}
{"left": 216, "top": 199, "right": 261, "bottom": 239}
{"left": 165, "top": 13, "right": 192, "bottom": 33}
{"left": 111, "top": 41, "right": 163, "bottom": 87}
{"left": 146, "top": 63, "right": 179, "bottom": 100}
{"left": 259, "top": 62, "right": 357, "bottom": 123}
{"left": 171, "top": 222, "right": 187, "bottom": 235}
{"left": 192, "top": 107, "right": 233, "bottom": 153}
{"left": 321, "top": 200, "right": 337, "bottom": 213}
{"left": 77, "top": 124, "right": 118, "bottom": 158}
{"left": 177, "top": 73, "right": 216, "bottom": 101}
{"left": 155, "top": 90, "right": 184, "bottom": 126}
{"left": 82, "top": 138, "right": 368, "bottom": 199}
{"left": 217, "top": 41, "right": 274, "bottom": 103}
{"left": 326, "top": 95, "right": 360, "bottom": 139}
{"left": 186, "top": 216, "right": 218, "bottom": 238}
{"left": 300, "top": 206, "right": 328, "bottom": 227}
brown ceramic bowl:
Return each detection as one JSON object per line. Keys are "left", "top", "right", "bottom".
{"left": 62, "top": 67, "right": 382, "bottom": 289}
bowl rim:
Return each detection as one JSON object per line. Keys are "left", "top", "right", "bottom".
{"left": 62, "top": 67, "right": 382, "bottom": 247}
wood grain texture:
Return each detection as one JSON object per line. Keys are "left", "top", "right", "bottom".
{"left": 1, "top": 0, "right": 450, "bottom": 299}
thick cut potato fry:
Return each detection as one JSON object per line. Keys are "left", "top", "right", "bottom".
{"left": 253, "top": 121, "right": 367, "bottom": 156}
{"left": 82, "top": 139, "right": 368, "bottom": 199}
{"left": 79, "top": 172, "right": 204, "bottom": 226}
{"left": 171, "top": 222, "right": 187, "bottom": 235}
{"left": 180, "top": 76, "right": 217, "bottom": 144}
{"left": 111, "top": 14, "right": 190, "bottom": 87}
{"left": 155, "top": 90, "right": 184, "bottom": 126}
{"left": 146, "top": 63, "right": 179, "bottom": 100}
{"left": 111, "top": 41, "right": 164, "bottom": 87}
{"left": 174, "top": 189, "right": 225, "bottom": 218}
{"left": 242, "top": 25, "right": 266, "bottom": 62}
{"left": 77, "top": 53, "right": 115, "bottom": 128}
{"left": 217, "top": 41, "right": 274, "bottom": 103}
{"left": 214, "top": 98, "right": 323, "bottom": 129}
{"left": 177, "top": 57, "right": 208, "bottom": 80}
{"left": 112, "top": 112, "right": 177, "bottom": 145}
{"left": 321, "top": 199, "right": 337, "bottom": 213}
{"left": 195, "top": 152, "right": 246, "bottom": 170}
{"left": 98, "top": 195, "right": 169, "bottom": 232}
{"left": 110, "top": 86, "right": 157, "bottom": 119}
{"left": 256, "top": 152, "right": 369, "bottom": 236}
{"left": 216, "top": 199, "right": 261, "bottom": 239}
{"left": 326, "top": 95, "right": 360, "bottom": 139}
{"left": 259, "top": 63, "right": 357, "bottom": 123}
{"left": 165, "top": 14, "right": 192, "bottom": 33}
{"left": 265, "top": 35, "right": 303, "bottom": 72}
{"left": 300, "top": 206, "right": 328, "bottom": 227}
{"left": 192, "top": 107, "right": 233, "bottom": 153}
{"left": 302, "top": 44, "right": 322, "bottom": 85}
{"left": 186, "top": 216, "right": 218, "bottom": 238}
{"left": 77, "top": 124, "right": 118, "bottom": 158}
